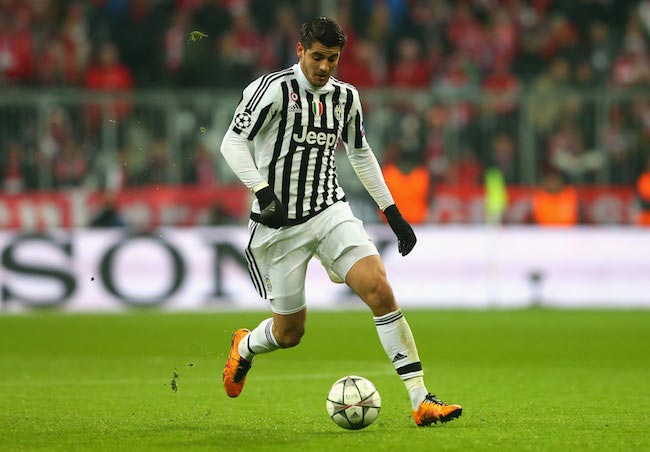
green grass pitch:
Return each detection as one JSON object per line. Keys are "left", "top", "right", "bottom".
{"left": 1, "top": 309, "right": 648, "bottom": 451}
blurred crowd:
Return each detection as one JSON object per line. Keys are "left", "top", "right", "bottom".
{"left": 2, "top": 0, "right": 650, "bottom": 225}
{"left": 0, "top": 0, "right": 649, "bottom": 89}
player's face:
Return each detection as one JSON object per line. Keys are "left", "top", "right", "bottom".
{"left": 297, "top": 41, "right": 341, "bottom": 87}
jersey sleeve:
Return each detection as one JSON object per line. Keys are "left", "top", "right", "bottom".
{"left": 229, "top": 75, "right": 279, "bottom": 141}
{"left": 220, "top": 128, "right": 266, "bottom": 191}
{"left": 220, "top": 75, "right": 281, "bottom": 190}
{"left": 343, "top": 89, "right": 395, "bottom": 211}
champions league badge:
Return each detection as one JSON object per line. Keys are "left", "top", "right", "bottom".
{"left": 234, "top": 111, "right": 252, "bottom": 129}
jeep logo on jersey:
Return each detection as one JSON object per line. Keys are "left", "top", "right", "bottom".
{"left": 293, "top": 126, "right": 337, "bottom": 148}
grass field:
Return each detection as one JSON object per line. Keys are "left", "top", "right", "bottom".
{"left": 0, "top": 309, "right": 649, "bottom": 451}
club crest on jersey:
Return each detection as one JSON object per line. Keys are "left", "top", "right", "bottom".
{"left": 312, "top": 101, "right": 323, "bottom": 117}
{"left": 234, "top": 111, "right": 252, "bottom": 129}
{"left": 334, "top": 104, "right": 343, "bottom": 121}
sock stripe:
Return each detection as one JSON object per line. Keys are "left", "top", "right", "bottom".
{"left": 265, "top": 319, "right": 279, "bottom": 348}
{"left": 374, "top": 310, "right": 403, "bottom": 326}
{"left": 246, "top": 335, "right": 255, "bottom": 356}
{"left": 396, "top": 361, "right": 423, "bottom": 376}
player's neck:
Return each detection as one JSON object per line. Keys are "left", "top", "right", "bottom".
{"left": 295, "top": 63, "right": 331, "bottom": 93}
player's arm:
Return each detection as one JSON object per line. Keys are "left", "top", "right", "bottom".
{"left": 220, "top": 81, "right": 288, "bottom": 228}
{"left": 220, "top": 129, "right": 265, "bottom": 190}
{"left": 343, "top": 92, "right": 416, "bottom": 256}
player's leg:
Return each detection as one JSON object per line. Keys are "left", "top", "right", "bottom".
{"left": 223, "top": 221, "right": 313, "bottom": 398}
{"left": 315, "top": 204, "right": 460, "bottom": 424}
{"left": 345, "top": 255, "right": 462, "bottom": 426}
{"left": 344, "top": 255, "right": 428, "bottom": 405}
{"left": 223, "top": 295, "right": 306, "bottom": 398}
{"left": 311, "top": 204, "right": 433, "bottom": 415}
{"left": 312, "top": 204, "right": 425, "bottom": 402}
{"left": 240, "top": 291, "right": 307, "bottom": 361}
{"left": 270, "top": 301, "right": 307, "bottom": 348}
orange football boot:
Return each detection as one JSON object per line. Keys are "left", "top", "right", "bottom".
{"left": 223, "top": 328, "right": 252, "bottom": 398}
{"left": 412, "top": 394, "right": 462, "bottom": 426}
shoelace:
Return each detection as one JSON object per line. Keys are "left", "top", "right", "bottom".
{"left": 424, "top": 394, "right": 446, "bottom": 406}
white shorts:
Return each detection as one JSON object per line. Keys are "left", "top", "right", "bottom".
{"left": 245, "top": 201, "right": 378, "bottom": 314}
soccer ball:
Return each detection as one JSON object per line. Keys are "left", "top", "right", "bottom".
{"left": 326, "top": 375, "right": 381, "bottom": 430}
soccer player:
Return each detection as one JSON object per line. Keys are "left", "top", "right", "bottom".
{"left": 220, "top": 16, "right": 462, "bottom": 426}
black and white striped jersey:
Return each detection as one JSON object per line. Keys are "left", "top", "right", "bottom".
{"left": 226, "top": 63, "right": 392, "bottom": 225}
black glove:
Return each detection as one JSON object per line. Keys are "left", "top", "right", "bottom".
{"left": 255, "top": 186, "right": 288, "bottom": 228}
{"left": 383, "top": 204, "right": 417, "bottom": 256}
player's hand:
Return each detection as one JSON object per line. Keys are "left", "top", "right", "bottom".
{"left": 383, "top": 204, "right": 417, "bottom": 256}
{"left": 255, "top": 186, "right": 288, "bottom": 229}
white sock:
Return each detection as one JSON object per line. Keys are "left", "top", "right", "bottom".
{"left": 374, "top": 310, "right": 429, "bottom": 410}
{"left": 405, "top": 376, "right": 429, "bottom": 410}
{"left": 238, "top": 318, "right": 279, "bottom": 361}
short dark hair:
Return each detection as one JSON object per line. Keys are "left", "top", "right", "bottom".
{"left": 299, "top": 16, "right": 347, "bottom": 50}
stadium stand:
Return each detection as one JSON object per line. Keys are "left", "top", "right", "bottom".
{"left": 1, "top": 0, "right": 649, "bottom": 227}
